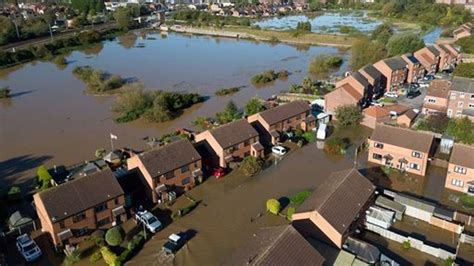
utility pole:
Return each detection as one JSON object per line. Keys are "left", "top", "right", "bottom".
{"left": 48, "top": 23, "right": 54, "bottom": 41}
{"left": 11, "top": 14, "right": 20, "bottom": 40}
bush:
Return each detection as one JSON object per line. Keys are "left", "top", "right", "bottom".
{"left": 72, "top": 66, "right": 125, "bottom": 94}
{"left": 324, "top": 137, "right": 350, "bottom": 154}
{"left": 65, "top": 250, "right": 81, "bottom": 266}
{"left": 37, "top": 165, "right": 52, "bottom": 190}
{"left": 216, "top": 101, "right": 241, "bottom": 124}
{"left": 95, "top": 148, "right": 107, "bottom": 159}
{"left": 302, "top": 132, "right": 315, "bottom": 143}
{"left": 266, "top": 199, "right": 281, "bottom": 215}
{"left": 287, "top": 207, "right": 296, "bottom": 220}
{"left": 105, "top": 226, "right": 124, "bottom": 247}
{"left": 215, "top": 87, "right": 241, "bottom": 96}
{"left": 335, "top": 105, "right": 363, "bottom": 127}
{"left": 240, "top": 156, "right": 263, "bottom": 177}
{"left": 0, "top": 86, "right": 11, "bottom": 98}
{"left": 289, "top": 190, "right": 311, "bottom": 205}
{"left": 460, "top": 194, "right": 474, "bottom": 208}
{"left": 296, "top": 21, "right": 311, "bottom": 32}
{"left": 244, "top": 97, "right": 265, "bottom": 116}
{"left": 453, "top": 63, "right": 474, "bottom": 78}
{"left": 251, "top": 70, "right": 289, "bottom": 86}
{"left": 90, "top": 250, "right": 102, "bottom": 263}
{"left": 100, "top": 246, "right": 118, "bottom": 266}
{"left": 401, "top": 240, "right": 411, "bottom": 250}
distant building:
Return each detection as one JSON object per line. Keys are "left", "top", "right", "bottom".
{"left": 127, "top": 139, "right": 202, "bottom": 203}
{"left": 292, "top": 169, "right": 375, "bottom": 249}
{"left": 422, "top": 79, "right": 451, "bottom": 115}
{"left": 414, "top": 46, "right": 441, "bottom": 75}
{"left": 434, "top": 44, "right": 459, "bottom": 71}
{"left": 445, "top": 143, "right": 474, "bottom": 194}
{"left": 368, "top": 124, "right": 435, "bottom": 176}
{"left": 447, "top": 76, "right": 474, "bottom": 120}
{"left": 401, "top": 53, "right": 425, "bottom": 84}
{"left": 453, "top": 23, "right": 473, "bottom": 40}
{"left": 33, "top": 169, "right": 127, "bottom": 247}
{"left": 373, "top": 57, "right": 408, "bottom": 92}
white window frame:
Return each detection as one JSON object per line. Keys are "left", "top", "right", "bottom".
{"left": 412, "top": 151, "right": 422, "bottom": 158}
{"left": 454, "top": 166, "right": 467, "bottom": 174}
{"left": 410, "top": 163, "right": 420, "bottom": 170}
{"left": 451, "top": 178, "right": 464, "bottom": 187}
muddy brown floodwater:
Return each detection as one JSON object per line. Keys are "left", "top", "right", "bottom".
{"left": 0, "top": 31, "right": 349, "bottom": 189}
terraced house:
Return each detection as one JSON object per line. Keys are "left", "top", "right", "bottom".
{"left": 401, "top": 53, "right": 425, "bottom": 84}
{"left": 359, "top": 65, "right": 384, "bottom": 98}
{"left": 434, "top": 44, "right": 459, "bottom": 71}
{"left": 194, "top": 119, "right": 263, "bottom": 168}
{"left": 447, "top": 76, "right": 474, "bottom": 121}
{"left": 368, "top": 124, "right": 435, "bottom": 176}
{"left": 325, "top": 71, "right": 372, "bottom": 114}
{"left": 422, "top": 80, "right": 451, "bottom": 115}
{"left": 445, "top": 143, "right": 474, "bottom": 194}
{"left": 127, "top": 139, "right": 202, "bottom": 203}
{"left": 33, "top": 169, "right": 127, "bottom": 247}
{"left": 373, "top": 57, "right": 408, "bottom": 92}
{"left": 453, "top": 23, "right": 472, "bottom": 40}
{"left": 414, "top": 46, "right": 441, "bottom": 75}
{"left": 247, "top": 100, "right": 314, "bottom": 145}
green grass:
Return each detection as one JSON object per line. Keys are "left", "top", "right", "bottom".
{"left": 289, "top": 190, "right": 311, "bottom": 206}
{"left": 460, "top": 194, "right": 474, "bottom": 209}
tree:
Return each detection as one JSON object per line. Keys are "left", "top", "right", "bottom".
{"left": 456, "top": 36, "right": 474, "bottom": 54}
{"left": 445, "top": 117, "right": 474, "bottom": 144}
{"left": 334, "top": 105, "right": 363, "bottom": 127}
{"left": 371, "top": 23, "right": 393, "bottom": 44}
{"left": 453, "top": 63, "right": 474, "bottom": 78}
{"left": 296, "top": 21, "right": 311, "bottom": 32}
{"left": 114, "top": 7, "right": 136, "bottom": 30}
{"left": 416, "top": 113, "right": 449, "bottom": 134}
{"left": 216, "top": 101, "right": 241, "bottom": 124}
{"left": 0, "top": 16, "right": 17, "bottom": 45}
{"left": 266, "top": 199, "right": 281, "bottom": 215}
{"left": 386, "top": 33, "right": 425, "bottom": 57}
{"left": 350, "top": 38, "right": 386, "bottom": 71}
{"left": 244, "top": 97, "right": 265, "bottom": 115}
{"left": 240, "top": 156, "right": 263, "bottom": 177}
{"left": 308, "top": 54, "right": 343, "bottom": 79}
{"left": 105, "top": 226, "right": 124, "bottom": 246}
{"left": 37, "top": 165, "right": 52, "bottom": 190}
{"left": 96, "top": 0, "right": 106, "bottom": 13}
{"left": 100, "top": 246, "right": 118, "bottom": 265}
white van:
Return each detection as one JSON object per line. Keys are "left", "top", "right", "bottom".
{"left": 317, "top": 124, "right": 328, "bottom": 140}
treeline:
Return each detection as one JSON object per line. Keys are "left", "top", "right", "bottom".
{"left": 171, "top": 10, "right": 251, "bottom": 27}
{"left": 0, "top": 29, "right": 115, "bottom": 68}
{"left": 71, "top": 0, "right": 105, "bottom": 15}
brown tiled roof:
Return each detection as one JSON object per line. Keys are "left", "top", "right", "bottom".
{"left": 427, "top": 46, "right": 440, "bottom": 57}
{"left": 363, "top": 106, "right": 390, "bottom": 118}
{"left": 371, "top": 124, "right": 434, "bottom": 153}
{"left": 341, "top": 83, "right": 363, "bottom": 100}
{"left": 383, "top": 104, "right": 410, "bottom": 115}
{"left": 400, "top": 109, "right": 417, "bottom": 120}
{"left": 361, "top": 65, "right": 382, "bottom": 80}
{"left": 450, "top": 143, "right": 474, "bottom": 169}
{"left": 259, "top": 100, "right": 310, "bottom": 126}
{"left": 227, "top": 225, "right": 325, "bottom": 266}
{"left": 137, "top": 139, "right": 201, "bottom": 176}
{"left": 297, "top": 169, "right": 375, "bottom": 234}
{"left": 421, "top": 53, "right": 436, "bottom": 65}
{"left": 383, "top": 57, "right": 407, "bottom": 71}
{"left": 209, "top": 119, "right": 259, "bottom": 149}
{"left": 427, "top": 80, "right": 451, "bottom": 99}
{"left": 37, "top": 168, "right": 124, "bottom": 222}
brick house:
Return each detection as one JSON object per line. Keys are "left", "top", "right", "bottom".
{"left": 361, "top": 106, "right": 391, "bottom": 129}
{"left": 447, "top": 77, "right": 474, "bottom": 121}
{"left": 401, "top": 54, "right": 425, "bottom": 83}
{"left": 292, "top": 169, "right": 375, "bottom": 249}
{"left": 194, "top": 119, "right": 263, "bottom": 168}
{"left": 335, "top": 71, "right": 372, "bottom": 102}
{"left": 33, "top": 169, "right": 127, "bottom": 247}
{"left": 368, "top": 124, "right": 435, "bottom": 176}
{"left": 359, "top": 65, "right": 385, "bottom": 99}
{"left": 453, "top": 23, "right": 472, "bottom": 40}
{"left": 445, "top": 143, "right": 474, "bottom": 194}
{"left": 414, "top": 46, "right": 441, "bottom": 75}
{"left": 373, "top": 57, "right": 408, "bottom": 92}
{"left": 422, "top": 80, "right": 451, "bottom": 115}
{"left": 434, "top": 44, "right": 459, "bottom": 71}
{"left": 247, "top": 100, "right": 314, "bottom": 145}
{"left": 127, "top": 139, "right": 202, "bottom": 203}
{"left": 324, "top": 83, "right": 363, "bottom": 114}
{"left": 443, "top": 43, "right": 462, "bottom": 65}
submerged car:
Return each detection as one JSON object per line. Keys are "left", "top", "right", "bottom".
{"left": 16, "top": 234, "right": 42, "bottom": 262}
{"left": 384, "top": 91, "right": 398, "bottom": 98}
{"left": 213, "top": 167, "right": 226, "bottom": 179}
{"left": 135, "top": 210, "right": 162, "bottom": 233}
{"left": 272, "top": 145, "right": 287, "bottom": 156}
{"left": 407, "top": 90, "right": 421, "bottom": 99}
{"left": 163, "top": 233, "right": 187, "bottom": 254}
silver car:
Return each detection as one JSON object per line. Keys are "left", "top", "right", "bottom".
{"left": 16, "top": 234, "right": 42, "bottom": 262}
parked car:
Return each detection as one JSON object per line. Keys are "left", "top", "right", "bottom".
{"left": 317, "top": 124, "right": 328, "bottom": 140}
{"left": 163, "top": 233, "right": 187, "bottom": 254}
{"left": 135, "top": 210, "right": 162, "bottom": 233}
{"left": 213, "top": 167, "right": 226, "bottom": 179}
{"left": 384, "top": 91, "right": 398, "bottom": 98}
{"left": 16, "top": 234, "right": 42, "bottom": 262}
{"left": 419, "top": 83, "right": 429, "bottom": 88}
{"left": 423, "top": 75, "right": 434, "bottom": 81}
{"left": 272, "top": 145, "right": 287, "bottom": 156}
{"left": 370, "top": 101, "right": 384, "bottom": 107}
{"left": 407, "top": 90, "right": 421, "bottom": 99}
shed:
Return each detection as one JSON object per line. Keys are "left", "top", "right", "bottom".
{"left": 375, "top": 196, "right": 406, "bottom": 220}
{"left": 8, "top": 211, "right": 35, "bottom": 233}
{"left": 394, "top": 194, "right": 435, "bottom": 222}
{"left": 433, "top": 206, "right": 454, "bottom": 221}
{"left": 343, "top": 237, "right": 380, "bottom": 264}
{"left": 366, "top": 206, "right": 395, "bottom": 229}
{"left": 440, "top": 135, "right": 454, "bottom": 154}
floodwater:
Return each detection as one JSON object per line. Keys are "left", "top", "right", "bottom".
{"left": 423, "top": 27, "right": 443, "bottom": 45}
{"left": 254, "top": 11, "right": 382, "bottom": 34}
{"left": 0, "top": 31, "right": 349, "bottom": 188}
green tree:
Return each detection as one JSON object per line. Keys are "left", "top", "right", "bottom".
{"left": 350, "top": 37, "right": 387, "bottom": 70}
{"left": 371, "top": 23, "right": 393, "bottom": 44}
{"left": 100, "top": 246, "right": 118, "bottom": 265}
{"left": 0, "top": 16, "right": 17, "bottom": 45}
{"left": 456, "top": 36, "right": 474, "bottom": 54}
{"left": 96, "top": 0, "right": 106, "bottom": 13}
{"left": 105, "top": 226, "right": 124, "bottom": 246}
{"left": 334, "top": 105, "right": 363, "bottom": 127}
{"left": 386, "top": 33, "right": 425, "bottom": 56}
{"left": 445, "top": 117, "right": 474, "bottom": 144}
{"left": 240, "top": 156, "right": 263, "bottom": 177}
{"left": 266, "top": 199, "right": 281, "bottom": 215}
{"left": 308, "top": 54, "right": 343, "bottom": 79}
{"left": 37, "top": 165, "right": 52, "bottom": 190}
{"left": 453, "top": 63, "right": 474, "bottom": 78}
{"left": 216, "top": 101, "right": 241, "bottom": 124}
{"left": 114, "top": 7, "right": 136, "bottom": 30}
{"left": 244, "top": 97, "right": 265, "bottom": 115}
{"left": 296, "top": 21, "right": 311, "bottom": 32}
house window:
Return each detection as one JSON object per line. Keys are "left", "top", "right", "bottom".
{"left": 451, "top": 179, "right": 464, "bottom": 188}
{"left": 59, "top": 221, "right": 65, "bottom": 229}
{"left": 456, "top": 111, "right": 462, "bottom": 117}
{"left": 97, "top": 218, "right": 110, "bottom": 227}
{"left": 460, "top": 93, "right": 465, "bottom": 99}
{"left": 447, "top": 109, "right": 452, "bottom": 117}
{"left": 94, "top": 203, "right": 108, "bottom": 213}
{"left": 410, "top": 163, "right": 420, "bottom": 170}
{"left": 454, "top": 166, "right": 467, "bottom": 174}
{"left": 181, "top": 177, "right": 190, "bottom": 186}
{"left": 287, "top": 118, "right": 291, "bottom": 123}
{"left": 470, "top": 94, "right": 474, "bottom": 100}
{"left": 72, "top": 212, "right": 86, "bottom": 223}
{"left": 458, "top": 102, "right": 464, "bottom": 108}
{"left": 181, "top": 165, "right": 190, "bottom": 173}
{"left": 412, "top": 151, "right": 422, "bottom": 159}
{"left": 76, "top": 227, "right": 88, "bottom": 236}
{"left": 194, "top": 162, "right": 199, "bottom": 168}
{"left": 374, "top": 142, "right": 384, "bottom": 149}
{"left": 244, "top": 140, "right": 250, "bottom": 146}
{"left": 427, "top": 98, "right": 436, "bottom": 104}
{"left": 244, "top": 151, "right": 250, "bottom": 157}
{"left": 469, "top": 103, "right": 474, "bottom": 109}
{"left": 372, "top": 153, "right": 382, "bottom": 160}
{"left": 450, "top": 92, "right": 457, "bottom": 100}
{"left": 114, "top": 198, "right": 120, "bottom": 205}
{"left": 164, "top": 171, "right": 174, "bottom": 180}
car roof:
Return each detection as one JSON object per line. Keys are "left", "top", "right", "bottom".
{"left": 142, "top": 212, "right": 155, "bottom": 219}
{"left": 169, "top": 233, "right": 181, "bottom": 242}
{"left": 17, "top": 234, "right": 33, "bottom": 246}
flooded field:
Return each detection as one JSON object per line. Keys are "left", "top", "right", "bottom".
{"left": 0, "top": 31, "right": 349, "bottom": 188}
